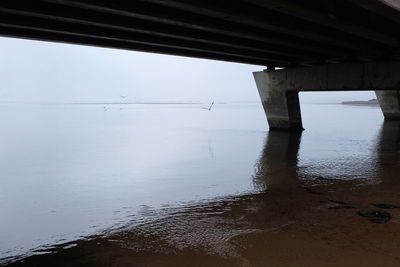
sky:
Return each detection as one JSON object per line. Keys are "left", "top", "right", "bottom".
{"left": 0, "top": 37, "right": 375, "bottom": 104}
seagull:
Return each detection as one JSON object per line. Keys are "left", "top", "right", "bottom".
{"left": 202, "top": 101, "right": 214, "bottom": 111}
{"left": 120, "top": 95, "right": 128, "bottom": 99}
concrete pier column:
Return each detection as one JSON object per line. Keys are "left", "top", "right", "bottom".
{"left": 253, "top": 70, "right": 303, "bottom": 130}
{"left": 375, "top": 90, "right": 400, "bottom": 120}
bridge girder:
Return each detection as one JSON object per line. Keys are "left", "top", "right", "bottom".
{"left": 0, "top": 0, "right": 399, "bottom": 67}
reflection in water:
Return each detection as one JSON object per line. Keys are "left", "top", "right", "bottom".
{"left": 253, "top": 119, "right": 400, "bottom": 190}
{"left": 3, "top": 104, "right": 400, "bottom": 266}
{"left": 377, "top": 120, "right": 400, "bottom": 162}
{"left": 375, "top": 120, "right": 400, "bottom": 184}
{"left": 253, "top": 131, "right": 302, "bottom": 190}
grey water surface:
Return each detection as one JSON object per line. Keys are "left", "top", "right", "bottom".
{"left": 1, "top": 102, "right": 398, "bottom": 266}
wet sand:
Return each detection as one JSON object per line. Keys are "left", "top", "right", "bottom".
{"left": 6, "top": 182, "right": 400, "bottom": 267}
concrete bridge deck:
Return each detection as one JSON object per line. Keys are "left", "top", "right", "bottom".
{"left": 1, "top": 0, "right": 400, "bottom": 130}
{"left": 1, "top": 0, "right": 400, "bottom": 67}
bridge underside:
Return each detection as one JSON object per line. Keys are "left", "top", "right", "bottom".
{"left": 0, "top": 0, "right": 400, "bottom": 67}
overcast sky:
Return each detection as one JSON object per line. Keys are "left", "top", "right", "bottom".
{"left": 0, "top": 37, "right": 375, "bottom": 104}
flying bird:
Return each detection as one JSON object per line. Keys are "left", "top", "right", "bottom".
{"left": 202, "top": 101, "right": 214, "bottom": 111}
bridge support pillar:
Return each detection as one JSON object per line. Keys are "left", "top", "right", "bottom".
{"left": 254, "top": 62, "right": 400, "bottom": 130}
{"left": 375, "top": 90, "right": 400, "bottom": 120}
{"left": 253, "top": 70, "right": 303, "bottom": 131}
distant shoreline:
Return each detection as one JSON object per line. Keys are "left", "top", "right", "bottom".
{"left": 341, "top": 99, "right": 379, "bottom": 106}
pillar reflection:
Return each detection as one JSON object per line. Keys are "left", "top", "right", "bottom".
{"left": 375, "top": 120, "right": 400, "bottom": 184}
{"left": 253, "top": 130, "right": 302, "bottom": 190}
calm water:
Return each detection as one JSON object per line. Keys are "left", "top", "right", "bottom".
{"left": 1, "top": 102, "right": 400, "bottom": 266}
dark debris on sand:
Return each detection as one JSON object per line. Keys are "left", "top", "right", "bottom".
{"left": 357, "top": 210, "right": 391, "bottom": 224}
{"left": 302, "top": 187, "right": 323, "bottom": 195}
{"left": 373, "top": 203, "right": 400, "bottom": 209}
{"left": 328, "top": 199, "right": 351, "bottom": 205}
{"left": 328, "top": 206, "right": 355, "bottom": 209}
